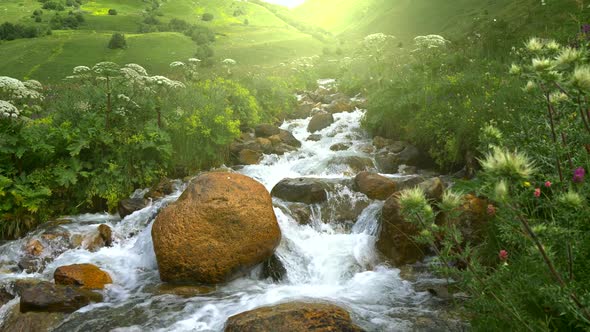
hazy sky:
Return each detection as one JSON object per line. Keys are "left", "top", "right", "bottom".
{"left": 262, "top": 0, "right": 305, "bottom": 8}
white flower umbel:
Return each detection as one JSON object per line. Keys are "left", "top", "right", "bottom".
{"left": 24, "top": 80, "right": 42, "bottom": 91}
{"left": 0, "top": 76, "right": 43, "bottom": 101}
{"left": 188, "top": 58, "right": 201, "bottom": 64}
{"left": 414, "top": 34, "right": 450, "bottom": 50}
{"left": 0, "top": 100, "right": 19, "bottom": 119}
{"left": 73, "top": 66, "right": 91, "bottom": 75}
{"left": 92, "top": 62, "right": 120, "bottom": 75}
{"left": 146, "top": 76, "right": 185, "bottom": 89}
{"left": 222, "top": 58, "right": 237, "bottom": 65}
{"left": 124, "top": 64, "right": 148, "bottom": 76}
{"left": 170, "top": 61, "right": 186, "bottom": 68}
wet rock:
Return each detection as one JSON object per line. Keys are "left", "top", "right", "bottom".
{"left": 24, "top": 239, "right": 44, "bottom": 256}
{"left": 13, "top": 279, "right": 43, "bottom": 296}
{"left": 375, "top": 145, "right": 422, "bottom": 174}
{"left": 152, "top": 172, "right": 281, "bottom": 284}
{"left": 392, "top": 176, "right": 426, "bottom": 191}
{"left": 372, "top": 137, "right": 407, "bottom": 152}
{"left": 54, "top": 263, "right": 113, "bottom": 290}
{"left": 325, "top": 99, "right": 355, "bottom": 114}
{"left": 0, "top": 285, "right": 14, "bottom": 306}
{"left": 443, "top": 194, "right": 489, "bottom": 244}
{"left": 255, "top": 124, "right": 281, "bottom": 138}
{"left": 307, "top": 112, "right": 334, "bottom": 133}
{"left": 118, "top": 198, "right": 148, "bottom": 219}
{"left": 239, "top": 149, "right": 263, "bottom": 165}
{"left": 77, "top": 224, "right": 114, "bottom": 252}
{"left": 354, "top": 172, "right": 397, "bottom": 200}
{"left": 20, "top": 281, "right": 102, "bottom": 313}
{"left": 286, "top": 203, "right": 312, "bottom": 225}
{"left": 0, "top": 304, "right": 65, "bottom": 332}
{"left": 418, "top": 177, "right": 445, "bottom": 201}
{"left": 287, "top": 101, "right": 314, "bottom": 119}
{"left": 271, "top": 144, "right": 298, "bottom": 155}
{"left": 17, "top": 256, "right": 45, "bottom": 274}
{"left": 260, "top": 254, "right": 286, "bottom": 282}
{"left": 147, "top": 178, "right": 176, "bottom": 199}
{"left": 224, "top": 301, "right": 365, "bottom": 332}
{"left": 329, "top": 143, "right": 350, "bottom": 151}
{"left": 307, "top": 134, "right": 322, "bottom": 141}
{"left": 329, "top": 156, "right": 375, "bottom": 173}
{"left": 321, "top": 92, "right": 347, "bottom": 104}
{"left": 154, "top": 284, "right": 215, "bottom": 298}
{"left": 256, "top": 137, "right": 273, "bottom": 153}
{"left": 320, "top": 198, "right": 370, "bottom": 225}
{"left": 271, "top": 178, "right": 329, "bottom": 204}
{"left": 377, "top": 194, "right": 427, "bottom": 266}
{"left": 278, "top": 129, "right": 301, "bottom": 148}
{"left": 97, "top": 224, "right": 113, "bottom": 247}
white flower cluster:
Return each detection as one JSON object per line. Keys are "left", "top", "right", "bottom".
{"left": 364, "top": 33, "right": 394, "bottom": 49}
{"left": 0, "top": 76, "right": 43, "bottom": 101}
{"left": 125, "top": 63, "right": 148, "bottom": 76}
{"left": 146, "top": 76, "right": 185, "bottom": 89}
{"left": 73, "top": 66, "right": 91, "bottom": 75}
{"left": 92, "top": 61, "right": 120, "bottom": 75}
{"left": 0, "top": 100, "right": 19, "bottom": 119}
{"left": 188, "top": 58, "right": 201, "bottom": 64}
{"left": 414, "top": 35, "right": 450, "bottom": 50}
{"left": 170, "top": 61, "right": 186, "bottom": 68}
{"left": 222, "top": 58, "right": 237, "bottom": 65}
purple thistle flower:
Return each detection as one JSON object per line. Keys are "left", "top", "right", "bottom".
{"left": 582, "top": 24, "right": 590, "bottom": 34}
{"left": 573, "top": 167, "right": 586, "bottom": 183}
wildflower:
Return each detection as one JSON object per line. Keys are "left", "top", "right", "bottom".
{"left": 524, "top": 80, "right": 537, "bottom": 92}
{"left": 573, "top": 167, "right": 586, "bottom": 183}
{"left": 532, "top": 57, "right": 552, "bottom": 71}
{"left": 480, "top": 147, "right": 536, "bottom": 180}
{"left": 398, "top": 187, "right": 429, "bottom": 211}
{"left": 188, "top": 58, "right": 201, "bottom": 64}
{"left": 545, "top": 40, "right": 560, "bottom": 51}
{"left": 557, "top": 191, "right": 584, "bottom": 208}
{"left": 494, "top": 180, "right": 509, "bottom": 201}
{"left": 509, "top": 63, "right": 521, "bottom": 75}
{"left": 554, "top": 47, "right": 583, "bottom": 66}
{"left": 544, "top": 181, "right": 552, "bottom": 188}
{"left": 571, "top": 66, "right": 590, "bottom": 91}
{"left": 170, "top": 61, "right": 185, "bottom": 68}
{"left": 414, "top": 34, "right": 449, "bottom": 50}
{"left": 72, "top": 66, "right": 91, "bottom": 75}
{"left": 525, "top": 37, "right": 543, "bottom": 52}
{"left": 549, "top": 91, "right": 568, "bottom": 104}
{"left": 499, "top": 250, "right": 509, "bottom": 261}
{"left": 487, "top": 204, "right": 496, "bottom": 216}
{"left": 534, "top": 188, "right": 541, "bottom": 197}
{"left": 124, "top": 63, "right": 148, "bottom": 76}
{"left": 523, "top": 181, "right": 531, "bottom": 187}
{"left": 440, "top": 190, "right": 463, "bottom": 211}
{"left": 222, "top": 58, "right": 237, "bottom": 65}
{"left": 92, "top": 62, "right": 120, "bottom": 75}
{"left": 0, "top": 100, "right": 19, "bottom": 119}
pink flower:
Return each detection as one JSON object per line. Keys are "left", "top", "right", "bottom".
{"left": 487, "top": 204, "right": 496, "bottom": 216}
{"left": 534, "top": 188, "right": 541, "bottom": 197}
{"left": 544, "top": 181, "right": 552, "bottom": 188}
{"left": 499, "top": 250, "right": 508, "bottom": 261}
{"left": 573, "top": 167, "right": 585, "bottom": 183}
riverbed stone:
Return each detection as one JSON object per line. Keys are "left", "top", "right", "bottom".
{"left": 152, "top": 172, "right": 281, "bottom": 284}
{"left": 271, "top": 178, "right": 329, "bottom": 204}
{"left": 255, "top": 124, "right": 281, "bottom": 138}
{"left": 118, "top": 198, "right": 148, "bottom": 219}
{"left": 330, "top": 143, "right": 350, "bottom": 151}
{"left": 54, "top": 264, "right": 113, "bottom": 290}
{"left": 278, "top": 129, "right": 302, "bottom": 148}
{"left": 325, "top": 99, "right": 355, "bottom": 114}
{"left": 307, "top": 112, "right": 334, "bottom": 133}
{"left": 238, "top": 149, "right": 263, "bottom": 165}
{"left": 377, "top": 194, "right": 427, "bottom": 266}
{"left": 224, "top": 301, "right": 365, "bottom": 332}
{"left": 24, "top": 239, "right": 44, "bottom": 256}
{"left": 307, "top": 134, "right": 322, "bottom": 141}
{"left": 418, "top": 177, "right": 445, "bottom": 201}
{"left": 0, "top": 304, "right": 65, "bottom": 332}
{"left": 354, "top": 172, "right": 397, "bottom": 200}
{"left": 20, "top": 281, "right": 102, "bottom": 313}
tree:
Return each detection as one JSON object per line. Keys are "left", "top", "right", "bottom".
{"left": 108, "top": 33, "right": 127, "bottom": 49}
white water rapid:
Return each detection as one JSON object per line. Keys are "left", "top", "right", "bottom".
{"left": 0, "top": 80, "right": 459, "bottom": 331}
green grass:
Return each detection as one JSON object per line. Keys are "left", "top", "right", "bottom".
{"left": 0, "top": 0, "right": 44, "bottom": 23}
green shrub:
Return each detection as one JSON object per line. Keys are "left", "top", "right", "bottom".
{"left": 108, "top": 33, "right": 127, "bottom": 49}
{"left": 201, "top": 13, "right": 214, "bottom": 21}
{"left": 108, "top": 8, "right": 117, "bottom": 15}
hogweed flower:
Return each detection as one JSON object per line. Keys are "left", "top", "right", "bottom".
{"left": 573, "top": 167, "right": 586, "bottom": 183}
{"left": 170, "top": 61, "right": 185, "bottom": 68}
{"left": 222, "top": 58, "right": 237, "bottom": 65}
{"left": 534, "top": 188, "right": 541, "bottom": 198}
{"left": 0, "top": 100, "right": 19, "bottom": 119}
{"left": 414, "top": 34, "right": 449, "bottom": 50}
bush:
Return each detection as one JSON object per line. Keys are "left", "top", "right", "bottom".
{"left": 108, "top": 9, "right": 117, "bottom": 16}
{"left": 201, "top": 13, "right": 214, "bottom": 21}
{"left": 0, "top": 22, "right": 47, "bottom": 40}
{"left": 42, "top": 1, "right": 65, "bottom": 11}
{"left": 108, "top": 33, "right": 127, "bottom": 49}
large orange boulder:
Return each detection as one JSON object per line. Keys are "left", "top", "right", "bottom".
{"left": 54, "top": 264, "right": 112, "bottom": 290}
{"left": 354, "top": 172, "right": 397, "bottom": 200}
{"left": 152, "top": 172, "right": 281, "bottom": 284}
{"left": 224, "top": 302, "right": 365, "bottom": 332}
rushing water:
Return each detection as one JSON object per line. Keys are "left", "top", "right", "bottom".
{"left": 0, "top": 81, "right": 457, "bottom": 331}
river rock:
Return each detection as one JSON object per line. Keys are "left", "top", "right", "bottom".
{"left": 224, "top": 301, "right": 364, "bottom": 332}
{"left": 330, "top": 143, "right": 350, "bottom": 151}
{"left": 271, "top": 178, "right": 328, "bottom": 204}
{"left": 278, "top": 129, "right": 301, "bottom": 148}
{"left": 260, "top": 254, "right": 286, "bottom": 282}
{"left": 373, "top": 137, "right": 407, "bottom": 152}
{"left": 285, "top": 203, "right": 312, "bottom": 225}
{"left": 375, "top": 144, "right": 422, "bottom": 174}
{"left": 377, "top": 194, "right": 427, "bottom": 266}
{"left": 256, "top": 137, "right": 273, "bottom": 153}
{"left": 307, "top": 134, "right": 322, "bottom": 141}
{"left": 0, "top": 304, "right": 65, "bottom": 332}
{"left": 24, "top": 239, "right": 44, "bottom": 256}
{"left": 146, "top": 178, "right": 176, "bottom": 199}
{"left": 354, "top": 172, "right": 397, "bottom": 200}
{"left": 329, "top": 156, "right": 375, "bottom": 173}
{"left": 239, "top": 149, "right": 263, "bottom": 165}
{"left": 54, "top": 264, "right": 113, "bottom": 290}
{"left": 255, "top": 124, "right": 281, "bottom": 138}
{"left": 152, "top": 172, "right": 281, "bottom": 284}
{"left": 325, "top": 99, "right": 355, "bottom": 114}
{"left": 20, "top": 281, "right": 102, "bottom": 313}
{"left": 118, "top": 198, "right": 148, "bottom": 219}
{"left": 307, "top": 112, "right": 334, "bottom": 133}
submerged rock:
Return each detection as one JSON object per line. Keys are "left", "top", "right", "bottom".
{"left": 377, "top": 194, "right": 427, "bottom": 266}
{"left": 20, "top": 281, "right": 102, "bottom": 313}
{"left": 152, "top": 172, "right": 281, "bottom": 284}
{"left": 271, "top": 178, "right": 329, "bottom": 204}
{"left": 278, "top": 129, "right": 302, "bottom": 148}
{"left": 354, "top": 172, "right": 397, "bottom": 200}
{"left": 307, "top": 134, "right": 322, "bottom": 141}
{"left": 330, "top": 143, "right": 350, "bottom": 151}
{"left": 307, "top": 112, "right": 334, "bottom": 133}
{"left": 54, "top": 263, "right": 113, "bottom": 290}
{"left": 24, "top": 239, "right": 44, "bottom": 256}
{"left": 224, "top": 301, "right": 365, "bottom": 332}
{"left": 0, "top": 304, "right": 65, "bottom": 332}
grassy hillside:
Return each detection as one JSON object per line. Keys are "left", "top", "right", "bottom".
{"left": 296, "top": 0, "right": 583, "bottom": 42}
{"left": 0, "top": 0, "right": 324, "bottom": 82}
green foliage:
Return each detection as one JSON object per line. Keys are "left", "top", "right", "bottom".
{"left": 0, "top": 22, "right": 50, "bottom": 41}
{"left": 108, "top": 8, "right": 117, "bottom": 16}
{"left": 201, "top": 13, "right": 214, "bottom": 22}
{"left": 108, "top": 33, "right": 126, "bottom": 49}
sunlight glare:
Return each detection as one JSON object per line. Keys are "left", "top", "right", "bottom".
{"left": 262, "top": 0, "right": 305, "bottom": 8}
